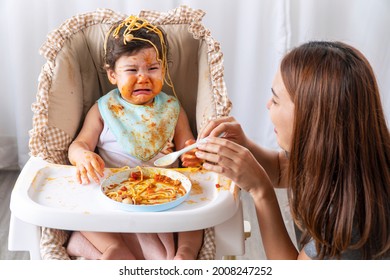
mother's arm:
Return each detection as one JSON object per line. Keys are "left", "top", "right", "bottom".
{"left": 246, "top": 139, "right": 289, "bottom": 188}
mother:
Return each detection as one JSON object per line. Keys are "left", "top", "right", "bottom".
{"left": 196, "top": 41, "right": 390, "bottom": 259}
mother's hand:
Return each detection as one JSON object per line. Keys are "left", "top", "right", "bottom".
{"left": 198, "top": 116, "right": 248, "bottom": 148}
{"left": 196, "top": 136, "right": 272, "bottom": 196}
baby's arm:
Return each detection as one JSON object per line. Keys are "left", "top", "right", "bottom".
{"left": 68, "top": 103, "right": 105, "bottom": 184}
{"left": 174, "top": 230, "right": 203, "bottom": 260}
{"left": 173, "top": 107, "right": 194, "bottom": 150}
{"left": 173, "top": 107, "right": 203, "bottom": 167}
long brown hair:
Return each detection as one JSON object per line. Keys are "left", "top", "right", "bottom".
{"left": 281, "top": 41, "right": 390, "bottom": 259}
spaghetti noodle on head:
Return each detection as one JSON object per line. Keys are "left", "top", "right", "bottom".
{"left": 103, "top": 15, "right": 176, "bottom": 97}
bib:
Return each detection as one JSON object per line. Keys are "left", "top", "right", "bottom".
{"left": 98, "top": 89, "right": 180, "bottom": 161}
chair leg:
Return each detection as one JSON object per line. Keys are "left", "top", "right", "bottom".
{"left": 8, "top": 214, "right": 41, "bottom": 260}
{"left": 214, "top": 199, "right": 245, "bottom": 259}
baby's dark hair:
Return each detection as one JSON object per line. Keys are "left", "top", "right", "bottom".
{"left": 104, "top": 16, "right": 169, "bottom": 71}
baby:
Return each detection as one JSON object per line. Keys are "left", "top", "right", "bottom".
{"left": 67, "top": 15, "right": 203, "bottom": 260}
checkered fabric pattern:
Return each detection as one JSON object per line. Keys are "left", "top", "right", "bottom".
{"left": 31, "top": 6, "right": 230, "bottom": 260}
{"left": 29, "top": 8, "right": 126, "bottom": 165}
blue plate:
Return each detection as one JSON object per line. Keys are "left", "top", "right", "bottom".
{"left": 100, "top": 167, "right": 191, "bottom": 212}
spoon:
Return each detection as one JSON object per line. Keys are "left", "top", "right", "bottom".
{"left": 154, "top": 138, "right": 208, "bottom": 167}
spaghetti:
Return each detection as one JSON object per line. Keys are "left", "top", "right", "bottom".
{"left": 104, "top": 167, "right": 187, "bottom": 205}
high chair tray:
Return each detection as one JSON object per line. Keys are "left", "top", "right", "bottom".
{"left": 10, "top": 157, "right": 239, "bottom": 232}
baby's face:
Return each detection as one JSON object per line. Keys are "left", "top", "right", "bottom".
{"left": 107, "top": 47, "right": 164, "bottom": 105}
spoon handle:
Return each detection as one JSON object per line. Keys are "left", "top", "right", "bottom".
{"left": 178, "top": 141, "right": 198, "bottom": 155}
{"left": 177, "top": 138, "right": 207, "bottom": 155}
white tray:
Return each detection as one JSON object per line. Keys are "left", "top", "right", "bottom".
{"left": 10, "top": 157, "right": 240, "bottom": 232}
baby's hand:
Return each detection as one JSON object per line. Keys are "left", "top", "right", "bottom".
{"left": 181, "top": 139, "right": 203, "bottom": 167}
{"left": 72, "top": 151, "right": 105, "bottom": 184}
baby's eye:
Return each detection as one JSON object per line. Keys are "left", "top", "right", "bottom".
{"left": 125, "top": 68, "right": 137, "bottom": 73}
{"left": 149, "top": 66, "right": 159, "bottom": 71}
{"left": 271, "top": 98, "right": 278, "bottom": 105}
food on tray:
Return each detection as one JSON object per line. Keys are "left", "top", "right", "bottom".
{"left": 103, "top": 167, "right": 187, "bottom": 205}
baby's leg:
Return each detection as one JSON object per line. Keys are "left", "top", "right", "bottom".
{"left": 174, "top": 230, "right": 203, "bottom": 260}
{"left": 66, "top": 231, "right": 102, "bottom": 259}
{"left": 81, "top": 231, "right": 136, "bottom": 260}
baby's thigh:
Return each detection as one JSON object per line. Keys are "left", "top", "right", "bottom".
{"left": 81, "top": 231, "right": 125, "bottom": 252}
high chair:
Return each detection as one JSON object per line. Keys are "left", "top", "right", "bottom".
{"left": 8, "top": 6, "right": 247, "bottom": 260}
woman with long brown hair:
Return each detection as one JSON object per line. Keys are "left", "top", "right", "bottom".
{"left": 196, "top": 41, "right": 390, "bottom": 259}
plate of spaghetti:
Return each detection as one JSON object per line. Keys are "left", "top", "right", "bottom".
{"left": 100, "top": 166, "right": 191, "bottom": 212}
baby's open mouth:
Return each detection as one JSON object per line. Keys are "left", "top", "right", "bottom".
{"left": 133, "top": 89, "right": 152, "bottom": 95}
